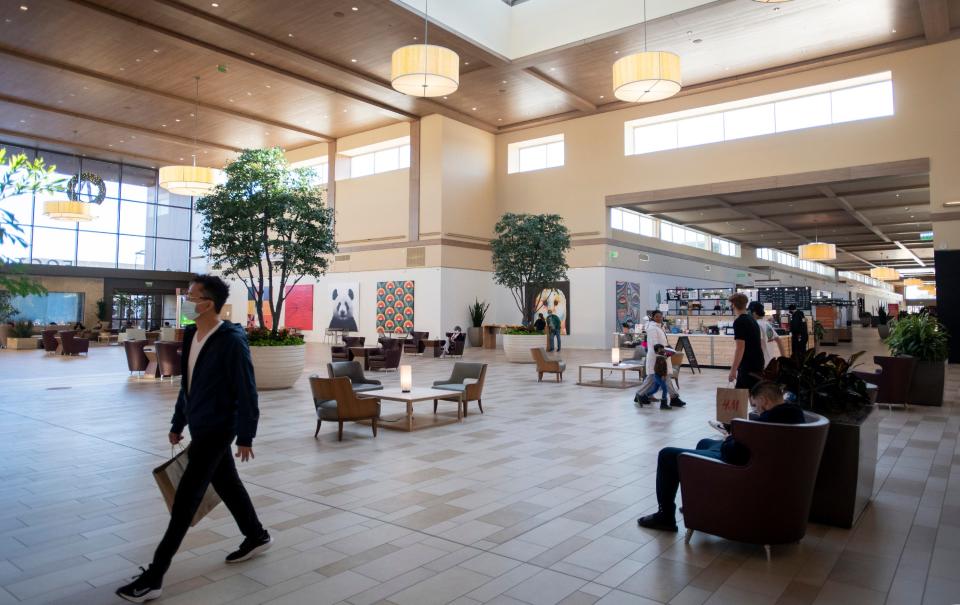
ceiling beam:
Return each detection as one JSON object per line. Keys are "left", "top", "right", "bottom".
{"left": 148, "top": 0, "right": 495, "bottom": 132}
{"left": 895, "top": 240, "right": 927, "bottom": 267}
{"left": 818, "top": 185, "right": 893, "bottom": 245}
{"left": 0, "top": 46, "right": 331, "bottom": 141}
{"left": 0, "top": 127, "right": 171, "bottom": 165}
{"left": 0, "top": 93, "right": 241, "bottom": 153}
{"left": 66, "top": 0, "right": 417, "bottom": 121}
{"left": 522, "top": 68, "right": 597, "bottom": 112}
{"left": 918, "top": 0, "right": 951, "bottom": 42}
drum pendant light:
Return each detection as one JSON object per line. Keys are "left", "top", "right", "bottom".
{"left": 903, "top": 278, "right": 922, "bottom": 286}
{"left": 391, "top": 0, "right": 459, "bottom": 97}
{"left": 870, "top": 253, "right": 900, "bottom": 281}
{"left": 799, "top": 224, "right": 836, "bottom": 261}
{"left": 159, "top": 77, "right": 221, "bottom": 196}
{"left": 612, "top": 0, "right": 681, "bottom": 103}
{"left": 43, "top": 130, "right": 95, "bottom": 222}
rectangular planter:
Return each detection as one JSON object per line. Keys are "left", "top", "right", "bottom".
{"left": 909, "top": 360, "right": 946, "bottom": 406}
{"left": 7, "top": 337, "right": 38, "bottom": 350}
{"left": 809, "top": 410, "right": 878, "bottom": 529}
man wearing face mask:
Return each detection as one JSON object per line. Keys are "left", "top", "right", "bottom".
{"left": 117, "top": 275, "right": 269, "bottom": 603}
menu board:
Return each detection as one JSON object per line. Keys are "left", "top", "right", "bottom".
{"left": 757, "top": 286, "right": 811, "bottom": 311}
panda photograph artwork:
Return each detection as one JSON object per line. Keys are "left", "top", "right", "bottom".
{"left": 329, "top": 284, "right": 359, "bottom": 332}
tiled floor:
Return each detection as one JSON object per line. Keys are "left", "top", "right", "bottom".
{"left": 0, "top": 328, "right": 958, "bottom": 604}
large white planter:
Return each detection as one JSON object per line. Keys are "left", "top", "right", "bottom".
{"left": 502, "top": 333, "right": 548, "bottom": 363}
{"left": 250, "top": 344, "right": 305, "bottom": 390}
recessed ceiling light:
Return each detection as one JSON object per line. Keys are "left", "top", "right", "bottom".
{"left": 343, "top": 109, "right": 347, "bottom": 112}
{"left": 108, "top": 144, "right": 113, "bottom": 147}
{"left": 442, "top": 96, "right": 448, "bottom": 99}
{"left": 464, "top": 61, "right": 470, "bottom": 65}
{"left": 249, "top": 52, "right": 255, "bottom": 56}
{"left": 287, "top": 33, "right": 294, "bottom": 37}
{"left": 19, "top": 119, "right": 25, "bottom": 123}
{"left": 497, "top": 118, "right": 502, "bottom": 121}
{"left": 228, "top": 98, "right": 234, "bottom": 102}
{"left": 175, "top": 118, "right": 181, "bottom": 122}
{"left": 135, "top": 58, "right": 141, "bottom": 62}
{"left": 501, "top": 80, "right": 507, "bottom": 84}
{"left": 350, "top": 58, "right": 357, "bottom": 63}
{"left": 211, "top": 2, "right": 219, "bottom": 6}
{"left": 179, "top": 157, "right": 184, "bottom": 161}
{"left": 246, "top": 91, "right": 252, "bottom": 96}
{"left": 351, "top": 6, "right": 358, "bottom": 10}
{"left": 549, "top": 67, "right": 555, "bottom": 71}
{"left": 119, "top": 140, "right": 125, "bottom": 143}
{"left": 471, "top": 107, "right": 477, "bottom": 110}
{"left": 599, "top": 95, "right": 604, "bottom": 99}
{"left": 265, "top": 84, "right": 271, "bottom": 88}
{"left": 119, "top": 67, "right": 125, "bottom": 71}
{"left": 892, "top": 29, "right": 897, "bottom": 33}
{"left": 153, "top": 49, "right": 160, "bottom": 53}
{"left": 161, "top": 124, "right": 166, "bottom": 127}
{"left": 413, "top": 36, "right": 418, "bottom": 40}
{"left": 614, "top": 50, "right": 619, "bottom": 55}
{"left": 19, "top": 5, "right": 27, "bottom": 10}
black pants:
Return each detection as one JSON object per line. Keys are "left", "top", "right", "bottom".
{"left": 791, "top": 336, "right": 808, "bottom": 360}
{"left": 151, "top": 431, "right": 264, "bottom": 578}
{"left": 735, "top": 370, "right": 760, "bottom": 391}
{"left": 656, "top": 439, "right": 723, "bottom": 515}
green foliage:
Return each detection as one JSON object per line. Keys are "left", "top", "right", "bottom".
{"left": 0, "top": 148, "right": 64, "bottom": 296}
{"left": 95, "top": 298, "right": 108, "bottom": 322}
{"left": 884, "top": 313, "right": 948, "bottom": 362}
{"left": 196, "top": 148, "right": 337, "bottom": 339}
{"left": 468, "top": 298, "right": 490, "bottom": 328}
{"left": 762, "top": 350, "right": 872, "bottom": 423}
{"left": 503, "top": 326, "right": 544, "bottom": 335}
{"left": 490, "top": 213, "right": 571, "bottom": 323}
{"left": 246, "top": 327, "right": 304, "bottom": 346}
{"left": 813, "top": 320, "right": 825, "bottom": 343}
{"left": 0, "top": 291, "right": 16, "bottom": 322}
{"left": 11, "top": 320, "right": 33, "bottom": 338}
{"left": 875, "top": 306, "right": 888, "bottom": 326}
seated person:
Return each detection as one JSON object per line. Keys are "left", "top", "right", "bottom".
{"left": 441, "top": 326, "right": 463, "bottom": 356}
{"left": 636, "top": 381, "right": 806, "bottom": 532}
{"left": 72, "top": 321, "right": 85, "bottom": 331}
{"left": 633, "top": 344, "right": 686, "bottom": 409}
{"left": 533, "top": 313, "right": 546, "bottom": 332}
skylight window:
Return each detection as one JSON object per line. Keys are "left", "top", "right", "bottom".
{"left": 507, "top": 134, "right": 564, "bottom": 174}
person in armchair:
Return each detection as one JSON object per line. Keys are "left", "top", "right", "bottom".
{"left": 636, "top": 381, "right": 805, "bottom": 532}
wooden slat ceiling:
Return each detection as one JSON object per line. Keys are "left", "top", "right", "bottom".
{"left": 617, "top": 172, "right": 934, "bottom": 274}
{"left": 0, "top": 0, "right": 955, "bottom": 167}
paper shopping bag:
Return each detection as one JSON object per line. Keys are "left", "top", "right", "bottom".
{"left": 153, "top": 445, "right": 221, "bottom": 527}
{"left": 715, "top": 387, "right": 750, "bottom": 424}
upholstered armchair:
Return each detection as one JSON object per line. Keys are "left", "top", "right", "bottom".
{"left": 433, "top": 362, "right": 487, "bottom": 416}
{"left": 404, "top": 331, "right": 429, "bottom": 355}
{"left": 156, "top": 342, "right": 182, "bottom": 380}
{"left": 326, "top": 361, "right": 382, "bottom": 393}
{"left": 853, "top": 356, "right": 916, "bottom": 408}
{"left": 309, "top": 376, "right": 381, "bottom": 441}
{"left": 41, "top": 329, "right": 58, "bottom": 354}
{"left": 124, "top": 340, "right": 149, "bottom": 374}
{"left": 445, "top": 332, "right": 466, "bottom": 357}
{"left": 678, "top": 412, "right": 829, "bottom": 559}
{"left": 59, "top": 331, "right": 89, "bottom": 356}
{"left": 531, "top": 347, "right": 565, "bottom": 382}
{"left": 369, "top": 338, "right": 402, "bottom": 371}
{"left": 332, "top": 336, "right": 365, "bottom": 361}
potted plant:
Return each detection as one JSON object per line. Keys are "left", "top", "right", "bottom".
{"left": 467, "top": 298, "right": 489, "bottom": 347}
{"left": 7, "top": 320, "right": 37, "bottom": 350}
{"left": 196, "top": 148, "right": 336, "bottom": 389}
{"left": 884, "top": 313, "right": 949, "bottom": 406}
{"left": 763, "top": 351, "right": 875, "bottom": 528}
{"left": 858, "top": 311, "right": 871, "bottom": 328}
{"left": 876, "top": 306, "right": 890, "bottom": 338}
{"left": 490, "top": 213, "right": 571, "bottom": 363}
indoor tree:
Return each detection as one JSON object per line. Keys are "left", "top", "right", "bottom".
{"left": 195, "top": 148, "right": 336, "bottom": 341}
{"left": 490, "top": 212, "right": 571, "bottom": 325}
{"left": 0, "top": 148, "right": 64, "bottom": 296}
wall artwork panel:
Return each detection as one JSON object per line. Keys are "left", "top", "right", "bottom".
{"left": 525, "top": 281, "right": 570, "bottom": 335}
{"left": 376, "top": 280, "right": 414, "bottom": 334}
{"left": 283, "top": 284, "right": 314, "bottom": 331}
{"left": 328, "top": 283, "right": 360, "bottom": 332}
{"left": 616, "top": 281, "right": 644, "bottom": 329}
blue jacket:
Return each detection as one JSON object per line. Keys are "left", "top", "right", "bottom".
{"left": 170, "top": 322, "right": 259, "bottom": 446}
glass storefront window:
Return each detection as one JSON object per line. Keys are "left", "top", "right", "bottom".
{"left": 120, "top": 200, "right": 152, "bottom": 236}
{"left": 121, "top": 165, "right": 157, "bottom": 202}
{"left": 77, "top": 231, "right": 118, "bottom": 268}
{"left": 10, "top": 292, "right": 84, "bottom": 325}
{"left": 79, "top": 197, "right": 119, "bottom": 234}
{"left": 155, "top": 205, "right": 191, "bottom": 239}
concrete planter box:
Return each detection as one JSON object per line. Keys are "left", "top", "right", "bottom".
{"left": 250, "top": 344, "right": 305, "bottom": 390}
{"left": 502, "top": 333, "right": 548, "bottom": 363}
{"left": 7, "top": 337, "right": 38, "bottom": 350}
{"left": 467, "top": 327, "right": 482, "bottom": 348}
{"left": 809, "top": 409, "right": 878, "bottom": 529}
{"left": 909, "top": 360, "right": 946, "bottom": 406}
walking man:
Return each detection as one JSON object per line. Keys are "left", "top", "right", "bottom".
{"left": 547, "top": 309, "right": 562, "bottom": 352}
{"left": 727, "top": 293, "right": 764, "bottom": 391}
{"left": 117, "top": 275, "right": 270, "bottom": 603}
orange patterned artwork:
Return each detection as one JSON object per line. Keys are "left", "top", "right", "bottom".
{"left": 376, "top": 280, "right": 414, "bottom": 334}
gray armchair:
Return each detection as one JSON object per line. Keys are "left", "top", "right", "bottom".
{"left": 309, "top": 376, "right": 381, "bottom": 441}
{"left": 326, "top": 361, "right": 383, "bottom": 393}
{"left": 433, "top": 362, "right": 487, "bottom": 416}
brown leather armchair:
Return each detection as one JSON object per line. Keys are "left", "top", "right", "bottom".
{"left": 369, "top": 338, "right": 402, "bottom": 371}
{"left": 531, "top": 347, "right": 565, "bottom": 382}
{"left": 853, "top": 355, "right": 916, "bottom": 408}
{"left": 59, "top": 331, "right": 89, "bottom": 356}
{"left": 678, "top": 411, "right": 829, "bottom": 558}
{"left": 156, "top": 342, "right": 182, "bottom": 380}
{"left": 124, "top": 340, "right": 149, "bottom": 374}
{"left": 445, "top": 332, "right": 466, "bottom": 357}
{"left": 433, "top": 362, "right": 487, "bottom": 416}
{"left": 332, "top": 336, "right": 365, "bottom": 361}
{"left": 309, "top": 376, "right": 380, "bottom": 441}
{"left": 41, "top": 329, "right": 58, "bottom": 354}
{"left": 404, "top": 331, "right": 429, "bottom": 355}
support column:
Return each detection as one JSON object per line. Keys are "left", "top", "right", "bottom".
{"left": 326, "top": 139, "right": 336, "bottom": 211}
{"left": 408, "top": 119, "right": 421, "bottom": 242}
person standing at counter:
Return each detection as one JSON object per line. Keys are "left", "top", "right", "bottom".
{"left": 788, "top": 304, "right": 808, "bottom": 360}
{"left": 749, "top": 301, "right": 785, "bottom": 368}
{"left": 727, "top": 293, "right": 763, "bottom": 390}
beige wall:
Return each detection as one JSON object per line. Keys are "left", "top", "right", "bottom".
{"left": 497, "top": 39, "right": 960, "bottom": 249}
{"left": 335, "top": 170, "right": 409, "bottom": 244}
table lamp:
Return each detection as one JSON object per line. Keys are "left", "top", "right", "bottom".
{"left": 400, "top": 365, "right": 412, "bottom": 393}
{"left": 611, "top": 347, "right": 620, "bottom": 366}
